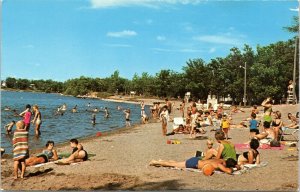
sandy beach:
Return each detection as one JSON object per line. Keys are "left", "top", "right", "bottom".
{"left": 1, "top": 101, "right": 299, "bottom": 191}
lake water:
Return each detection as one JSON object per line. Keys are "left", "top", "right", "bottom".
{"left": 1, "top": 91, "right": 148, "bottom": 154}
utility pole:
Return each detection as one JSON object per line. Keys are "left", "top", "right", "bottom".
{"left": 240, "top": 62, "right": 247, "bottom": 106}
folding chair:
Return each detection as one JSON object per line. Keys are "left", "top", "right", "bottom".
{"left": 280, "top": 127, "right": 299, "bottom": 142}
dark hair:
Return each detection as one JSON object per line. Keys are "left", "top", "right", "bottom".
{"left": 70, "top": 138, "right": 79, "bottom": 144}
{"left": 215, "top": 131, "right": 225, "bottom": 140}
{"left": 296, "top": 112, "right": 299, "bottom": 118}
{"left": 251, "top": 113, "right": 256, "bottom": 119}
{"left": 263, "top": 121, "right": 271, "bottom": 128}
{"left": 250, "top": 139, "right": 259, "bottom": 150}
{"left": 12, "top": 120, "right": 16, "bottom": 123}
{"left": 287, "top": 113, "right": 292, "bottom": 119}
{"left": 26, "top": 104, "right": 31, "bottom": 109}
{"left": 46, "top": 140, "right": 55, "bottom": 147}
{"left": 225, "top": 158, "right": 237, "bottom": 168}
{"left": 253, "top": 105, "right": 257, "bottom": 109}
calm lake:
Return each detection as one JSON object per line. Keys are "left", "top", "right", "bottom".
{"left": 1, "top": 91, "right": 148, "bottom": 154}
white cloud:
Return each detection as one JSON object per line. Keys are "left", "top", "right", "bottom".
{"left": 151, "top": 47, "right": 202, "bottom": 53}
{"left": 194, "top": 35, "right": 242, "bottom": 45}
{"left": 90, "top": 0, "right": 201, "bottom": 9}
{"left": 290, "top": 7, "right": 299, "bottom": 12}
{"left": 104, "top": 43, "right": 132, "bottom": 48}
{"left": 23, "top": 44, "right": 34, "bottom": 49}
{"left": 156, "top": 35, "right": 166, "bottom": 41}
{"left": 209, "top": 47, "right": 216, "bottom": 53}
{"left": 107, "top": 30, "right": 137, "bottom": 38}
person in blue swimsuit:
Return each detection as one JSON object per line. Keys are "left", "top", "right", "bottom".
{"left": 25, "top": 141, "right": 58, "bottom": 166}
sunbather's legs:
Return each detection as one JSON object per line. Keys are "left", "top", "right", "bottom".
{"left": 25, "top": 157, "right": 45, "bottom": 166}
{"left": 61, "top": 150, "right": 86, "bottom": 163}
{"left": 149, "top": 160, "right": 186, "bottom": 168}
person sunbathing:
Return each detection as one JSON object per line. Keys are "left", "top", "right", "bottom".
{"left": 56, "top": 139, "right": 88, "bottom": 164}
{"left": 237, "top": 139, "right": 260, "bottom": 165}
{"left": 25, "top": 141, "right": 58, "bottom": 166}
{"left": 149, "top": 157, "right": 238, "bottom": 175}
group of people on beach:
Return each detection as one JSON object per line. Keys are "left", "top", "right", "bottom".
{"left": 149, "top": 96, "right": 299, "bottom": 175}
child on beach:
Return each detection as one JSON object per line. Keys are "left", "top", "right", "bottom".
{"left": 19, "top": 104, "right": 32, "bottom": 131}
{"left": 4, "top": 121, "right": 15, "bottom": 134}
{"left": 195, "top": 139, "right": 218, "bottom": 160}
{"left": 221, "top": 114, "right": 230, "bottom": 140}
{"left": 249, "top": 113, "right": 259, "bottom": 138}
{"left": 160, "top": 107, "right": 169, "bottom": 136}
{"left": 13, "top": 121, "right": 29, "bottom": 179}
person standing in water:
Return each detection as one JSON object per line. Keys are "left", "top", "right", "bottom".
{"left": 31, "top": 105, "right": 42, "bottom": 136}
{"left": 124, "top": 109, "right": 131, "bottom": 127}
{"left": 91, "top": 114, "right": 96, "bottom": 125}
{"left": 104, "top": 107, "right": 110, "bottom": 118}
{"left": 19, "top": 104, "right": 32, "bottom": 131}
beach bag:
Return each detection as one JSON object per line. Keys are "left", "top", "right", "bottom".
{"left": 270, "top": 140, "right": 281, "bottom": 147}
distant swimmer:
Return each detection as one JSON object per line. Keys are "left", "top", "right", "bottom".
{"left": 4, "top": 106, "right": 11, "bottom": 111}
{"left": 93, "top": 107, "right": 99, "bottom": 113}
{"left": 92, "top": 114, "right": 96, "bottom": 125}
{"left": 72, "top": 105, "right": 78, "bottom": 113}
{"left": 104, "top": 107, "right": 110, "bottom": 118}
{"left": 4, "top": 121, "right": 15, "bottom": 134}
{"left": 117, "top": 106, "right": 122, "bottom": 110}
{"left": 87, "top": 103, "right": 91, "bottom": 108}
{"left": 61, "top": 103, "right": 67, "bottom": 111}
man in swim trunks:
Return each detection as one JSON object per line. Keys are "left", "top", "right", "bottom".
{"left": 149, "top": 157, "right": 238, "bottom": 175}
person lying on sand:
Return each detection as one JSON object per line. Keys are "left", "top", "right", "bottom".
{"left": 25, "top": 141, "right": 58, "bottom": 166}
{"left": 149, "top": 157, "right": 239, "bottom": 175}
{"left": 55, "top": 139, "right": 88, "bottom": 165}
{"left": 237, "top": 139, "right": 260, "bottom": 166}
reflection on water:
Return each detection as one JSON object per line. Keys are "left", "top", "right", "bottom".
{"left": 1, "top": 91, "right": 148, "bottom": 154}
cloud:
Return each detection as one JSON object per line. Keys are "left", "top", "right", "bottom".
{"left": 290, "top": 7, "right": 299, "bottom": 12}
{"left": 23, "top": 44, "right": 34, "bottom": 49}
{"left": 107, "top": 30, "right": 137, "bottom": 38}
{"left": 90, "top": 0, "right": 201, "bottom": 9}
{"left": 194, "top": 35, "right": 242, "bottom": 45}
{"left": 209, "top": 47, "right": 216, "bottom": 53}
{"left": 156, "top": 36, "right": 166, "bottom": 41}
{"left": 104, "top": 43, "right": 132, "bottom": 48}
{"left": 151, "top": 47, "right": 202, "bottom": 53}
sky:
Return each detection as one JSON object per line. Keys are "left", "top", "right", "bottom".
{"left": 2, "top": 0, "right": 299, "bottom": 81}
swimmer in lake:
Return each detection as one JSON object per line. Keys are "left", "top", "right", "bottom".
{"left": 4, "top": 121, "right": 15, "bottom": 134}
{"left": 104, "top": 107, "right": 109, "bottom": 118}
{"left": 92, "top": 114, "right": 96, "bottom": 125}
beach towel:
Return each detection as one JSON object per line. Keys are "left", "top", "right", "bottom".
{"left": 234, "top": 143, "right": 284, "bottom": 150}
{"left": 161, "top": 162, "right": 268, "bottom": 175}
{"left": 13, "top": 129, "right": 29, "bottom": 161}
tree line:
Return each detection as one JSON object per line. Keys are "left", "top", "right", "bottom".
{"left": 3, "top": 17, "right": 299, "bottom": 105}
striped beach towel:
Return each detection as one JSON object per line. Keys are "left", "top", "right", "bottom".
{"left": 13, "top": 129, "right": 29, "bottom": 161}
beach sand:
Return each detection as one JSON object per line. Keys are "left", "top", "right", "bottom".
{"left": 1, "top": 102, "right": 299, "bottom": 191}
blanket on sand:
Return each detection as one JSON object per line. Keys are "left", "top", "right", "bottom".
{"left": 160, "top": 162, "right": 268, "bottom": 175}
